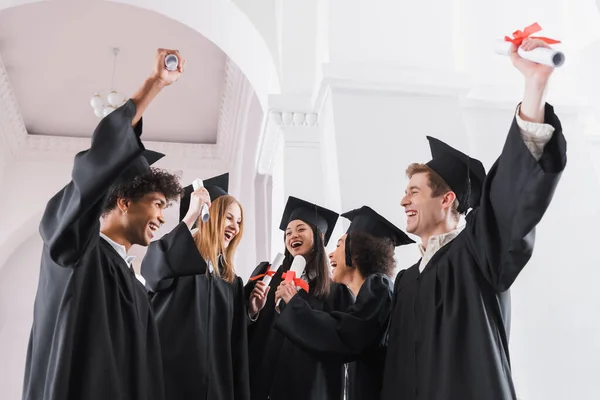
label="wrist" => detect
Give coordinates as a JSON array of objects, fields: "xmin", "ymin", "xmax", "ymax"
[
  {"xmin": 147, "ymin": 76, "xmax": 167, "ymax": 91},
  {"xmin": 524, "ymin": 77, "xmax": 548, "ymax": 94}
]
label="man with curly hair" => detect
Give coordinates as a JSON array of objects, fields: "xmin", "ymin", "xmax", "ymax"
[
  {"xmin": 23, "ymin": 49, "xmax": 185, "ymax": 400},
  {"xmin": 272, "ymin": 205, "xmax": 414, "ymax": 400}
]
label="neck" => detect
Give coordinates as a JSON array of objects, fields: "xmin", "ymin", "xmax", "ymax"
[
  {"xmin": 346, "ymin": 270, "xmax": 366, "ymax": 297},
  {"xmin": 100, "ymin": 220, "xmax": 133, "ymax": 252},
  {"xmin": 419, "ymin": 221, "xmax": 457, "ymax": 251}
]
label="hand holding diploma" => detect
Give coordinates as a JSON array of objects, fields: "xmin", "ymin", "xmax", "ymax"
[
  {"xmin": 249, "ymin": 281, "xmax": 271, "ymax": 318},
  {"xmin": 495, "ymin": 22, "xmax": 564, "ymax": 68},
  {"xmin": 274, "ymin": 281, "xmax": 298, "ymax": 308},
  {"xmin": 182, "ymin": 184, "xmax": 211, "ymax": 230}
]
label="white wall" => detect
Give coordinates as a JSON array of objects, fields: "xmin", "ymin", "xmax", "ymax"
[
  {"xmin": 0, "ymin": 233, "xmax": 42, "ymax": 400},
  {"xmin": 326, "ymin": 85, "xmax": 600, "ymax": 399}
]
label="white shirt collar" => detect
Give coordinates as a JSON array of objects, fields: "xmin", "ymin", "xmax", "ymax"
[
  {"xmin": 418, "ymin": 228, "xmax": 461, "ymax": 273},
  {"xmin": 99, "ymin": 232, "xmax": 136, "ymax": 267}
]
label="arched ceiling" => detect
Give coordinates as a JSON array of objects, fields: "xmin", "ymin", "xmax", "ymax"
[{"xmin": 0, "ymin": 0, "xmax": 227, "ymax": 143}]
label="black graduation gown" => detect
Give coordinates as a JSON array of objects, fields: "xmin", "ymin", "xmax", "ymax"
[
  {"xmin": 274, "ymin": 273, "xmax": 393, "ymax": 400},
  {"xmin": 141, "ymin": 222, "xmax": 250, "ymax": 400},
  {"xmin": 380, "ymin": 103, "xmax": 567, "ymax": 400},
  {"xmin": 245, "ymin": 262, "xmax": 355, "ymax": 400},
  {"xmin": 22, "ymin": 101, "xmax": 165, "ymax": 400}
]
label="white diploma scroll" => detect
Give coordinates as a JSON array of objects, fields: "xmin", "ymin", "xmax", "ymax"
[
  {"xmin": 263, "ymin": 253, "xmax": 285, "ymax": 286},
  {"xmin": 494, "ymin": 40, "xmax": 565, "ymax": 67},
  {"xmin": 192, "ymin": 179, "xmax": 210, "ymax": 223}
]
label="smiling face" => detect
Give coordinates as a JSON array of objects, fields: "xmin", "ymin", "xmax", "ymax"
[
  {"xmin": 329, "ymin": 234, "xmax": 350, "ymax": 284},
  {"xmin": 285, "ymin": 220, "xmax": 315, "ymax": 257},
  {"xmin": 120, "ymin": 192, "xmax": 167, "ymax": 246},
  {"xmin": 222, "ymin": 202, "xmax": 242, "ymax": 249}
]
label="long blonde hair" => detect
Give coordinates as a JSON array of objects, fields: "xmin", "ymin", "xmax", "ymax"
[{"xmin": 193, "ymin": 195, "xmax": 243, "ymax": 283}]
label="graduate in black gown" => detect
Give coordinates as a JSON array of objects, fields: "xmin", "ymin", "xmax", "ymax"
[
  {"xmin": 381, "ymin": 38, "xmax": 567, "ymax": 400},
  {"xmin": 22, "ymin": 49, "xmax": 185, "ymax": 400},
  {"xmin": 245, "ymin": 196, "xmax": 354, "ymax": 400},
  {"xmin": 141, "ymin": 173, "xmax": 250, "ymax": 400},
  {"xmin": 274, "ymin": 206, "xmax": 414, "ymax": 400}
]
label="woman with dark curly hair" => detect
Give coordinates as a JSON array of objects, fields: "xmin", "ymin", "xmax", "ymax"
[
  {"xmin": 273, "ymin": 205, "xmax": 414, "ymax": 400},
  {"xmin": 141, "ymin": 173, "xmax": 250, "ymax": 400},
  {"xmin": 23, "ymin": 48, "xmax": 185, "ymax": 400}
]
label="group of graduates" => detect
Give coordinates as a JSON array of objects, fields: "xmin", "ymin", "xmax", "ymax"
[{"xmin": 22, "ymin": 41, "xmax": 566, "ymax": 400}]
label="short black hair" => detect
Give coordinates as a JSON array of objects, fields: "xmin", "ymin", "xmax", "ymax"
[
  {"xmin": 102, "ymin": 167, "xmax": 183, "ymax": 216},
  {"xmin": 347, "ymin": 230, "xmax": 396, "ymax": 278}
]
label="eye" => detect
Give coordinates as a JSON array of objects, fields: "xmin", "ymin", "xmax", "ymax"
[{"xmin": 286, "ymin": 232, "xmax": 291, "ymax": 237}]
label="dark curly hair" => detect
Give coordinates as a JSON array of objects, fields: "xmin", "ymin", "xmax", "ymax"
[
  {"xmin": 345, "ymin": 231, "xmax": 396, "ymax": 278},
  {"xmin": 102, "ymin": 167, "xmax": 183, "ymax": 216}
]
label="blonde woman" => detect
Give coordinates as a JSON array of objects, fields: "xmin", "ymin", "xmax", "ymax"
[{"xmin": 141, "ymin": 173, "xmax": 250, "ymax": 400}]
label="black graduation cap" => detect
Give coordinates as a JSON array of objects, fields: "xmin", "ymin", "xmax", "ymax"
[
  {"xmin": 342, "ymin": 206, "xmax": 414, "ymax": 246},
  {"xmin": 179, "ymin": 173, "xmax": 229, "ymax": 222},
  {"xmin": 115, "ymin": 150, "xmax": 164, "ymax": 185},
  {"xmin": 279, "ymin": 196, "xmax": 339, "ymax": 246},
  {"xmin": 425, "ymin": 136, "xmax": 486, "ymax": 214}
]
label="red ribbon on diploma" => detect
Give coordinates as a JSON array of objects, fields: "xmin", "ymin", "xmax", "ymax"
[
  {"xmin": 281, "ymin": 271, "xmax": 309, "ymax": 293},
  {"xmin": 249, "ymin": 269, "xmax": 276, "ymax": 281},
  {"xmin": 504, "ymin": 22, "xmax": 561, "ymax": 46}
]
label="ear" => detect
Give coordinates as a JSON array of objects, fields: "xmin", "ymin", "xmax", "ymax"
[
  {"xmin": 116, "ymin": 197, "xmax": 131, "ymax": 214},
  {"xmin": 440, "ymin": 191, "xmax": 456, "ymax": 211}
]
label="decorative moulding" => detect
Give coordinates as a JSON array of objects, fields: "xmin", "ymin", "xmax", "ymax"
[
  {"xmin": 0, "ymin": 54, "xmax": 28, "ymax": 158},
  {"xmin": 1, "ymin": 56, "xmax": 254, "ymax": 173}
]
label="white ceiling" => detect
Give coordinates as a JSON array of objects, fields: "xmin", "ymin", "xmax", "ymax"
[{"xmin": 0, "ymin": 0, "xmax": 227, "ymax": 143}]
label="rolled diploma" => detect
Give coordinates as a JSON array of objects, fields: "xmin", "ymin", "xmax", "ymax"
[
  {"xmin": 192, "ymin": 179, "xmax": 210, "ymax": 222},
  {"xmin": 263, "ymin": 253, "xmax": 285, "ymax": 286},
  {"xmin": 494, "ymin": 40, "xmax": 565, "ymax": 67},
  {"xmin": 275, "ymin": 255, "xmax": 306, "ymax": 311}
]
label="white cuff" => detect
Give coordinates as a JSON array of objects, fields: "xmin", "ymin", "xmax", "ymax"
[{"xmin": 515, "ymin": 105, "xmax": 555, "ymax": 161}]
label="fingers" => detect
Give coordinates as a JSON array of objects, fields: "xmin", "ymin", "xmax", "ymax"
[
  {"xmin": 251, "ymin": 284, "xmax": 271, "ymax": 301},
  {"xmin": 519, "ymin": 38, "xmax": 551, "ymax": 52}
]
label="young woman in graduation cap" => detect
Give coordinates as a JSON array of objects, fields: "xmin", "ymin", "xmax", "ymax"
[
  {"xmin": 141, "ymin": 173, "xmax": 250, "ymax": 400},
  {"xmin": 273, "ymin": 205, "xmax": 414, "ymax": 400},
  {"xmin": 245, "ymin": 196, "xmax": 355, "ymax": 400}
]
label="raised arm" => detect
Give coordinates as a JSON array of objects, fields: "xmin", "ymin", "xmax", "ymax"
[
  {"xmin": 141, "ymin": 222, "xmax": 208, "ymax": 292},
  {"xmin": 141, "ymin": 180, "xmax": 211, "ymax": 292},
  {"xmin": 467, "ymin": 39, "xmax": 567, "ymax": 292},
  {"xmin": 274, "ymin": 275, "xmax": 393, "ymax": 363},
  {"xmin": 40, "ymin": 101, "xmax": 144, "ymax": 267},
  {"xmin": 40, "ymin": 49, "xmax": 184, "ymax": 268}
]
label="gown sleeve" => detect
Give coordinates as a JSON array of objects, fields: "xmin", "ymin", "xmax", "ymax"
[
  {"xmin": 466, "ymin": 103, "xmax": 567, "ymax": 292},
  {"xmin": 40, "ymin": 100, "xmax": 145, "ymax": 267},
  {"xmin": 274, "ymin": 274, "xmax": 393, "ymax": 363},
  {"xmin": 232, "ymin": 276, "xmax": 251, "ymax": 400},
  {"xmin": 141, "ymin": 222, "xmax": 208, "ymax": 292}
]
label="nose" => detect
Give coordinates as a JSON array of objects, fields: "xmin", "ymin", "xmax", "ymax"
[
  {"xmin": 400, "ymin": 194, "xmax": 410, "ymax": 207},
  {"xmin": 157, "ymin": 211, "xmax": 166, "ymax": 225},
  {"xmin": 328, "ymin": 251, "xmax": 333, "ymax": 261}
]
